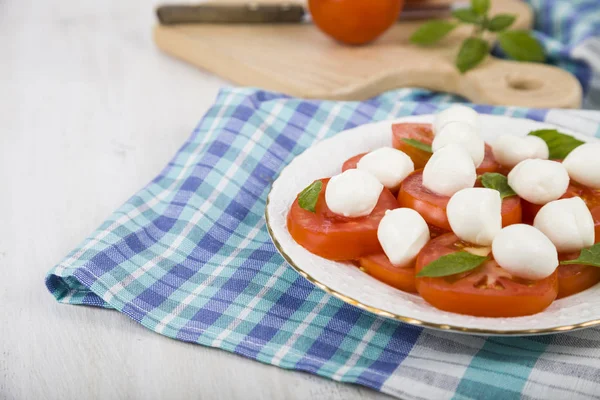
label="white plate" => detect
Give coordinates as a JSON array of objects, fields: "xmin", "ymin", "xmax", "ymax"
[{"xmin": 266, "ymin": 114, "xmax": 600, "ymax": 336}]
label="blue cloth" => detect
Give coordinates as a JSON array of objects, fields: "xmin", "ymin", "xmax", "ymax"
[{"xmin": 46, "ymin": 87, "xmax": 600, "ymax": 400}]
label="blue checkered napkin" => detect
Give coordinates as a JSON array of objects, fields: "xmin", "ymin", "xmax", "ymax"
[{"xmin": 46, "ymin": 87, "xmax": 600, "ymax": 400}]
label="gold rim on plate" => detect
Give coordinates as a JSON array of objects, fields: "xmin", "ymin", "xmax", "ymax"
[{"xmin": 265, "ymin": 196, "xmax": 600, "ymax": 336}]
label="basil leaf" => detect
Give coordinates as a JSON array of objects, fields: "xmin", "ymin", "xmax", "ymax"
[
  {"xmin": 402, "ymin": 138, "xmax": 432, "ymax": 153},
  {"xmin": 471, "ymin": 0, "xmax": 490, "ymax": 15},
  {"xmin": 560, "ymin": 244, "xmax": 600, "ymax": 268},
  {"xmin": 417, "ymin": 251, "xmax": 488, "ymax": 278},
  {"xmin": 452, "ymin": 8, "xmax": 481, "ymax": 24},
  {"xmin": 479, "ymin": 173, "xmax": 517, "ymax": 199},
  {"xmin": 498, "ymin": 30, "xmax": 545, "ymax": 62},
  {"xmin": 298, "ymin": 180, "xmax": 322, "ymax": 213},
  {"xmin": 486, "ymin": 14, "xmax": 516, "ymax": 32},
  {"xmin": 410, "ymin": 21, "xmax": 457, "ymax": 45},
  {"xmin": 528, "ymin": 129, "xmax": 584, "ymax": 159},
  {"xmin": 456, "ymin": 37, "xmax": 489, "ymax": 73}
]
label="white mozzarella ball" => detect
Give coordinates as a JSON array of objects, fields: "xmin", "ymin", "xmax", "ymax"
[
  {"xmin": 562, "ymin": 143, "xmax": 600, "ymax": 189},
  {"xmin": 491, "ymin": 135, "xmax": 549, "ymax": 168},
  {"xmin": 447, "ymin": 188, "xmax": 502, "ymax": 246},
  {"xmin": 533, "ymin": 197, "xmax": 595, "ymax": 253},
  {"xmin": 507, "ymin": 159, "xmax": 570, "ymax": 205},
  {"xmin": 356, "ymin": 147, "xmax": 414, "ymax": 190},
  {"xmin": 433, "ymin": 104, "xmax": 478, "ymax": 135},
  {"xmin": 492, "ymin": 224, "xmax": 558, "ymax": 280},
  {"xmin": 422, "ymin": 143, "xmax": 477, "ymax": 197},
  {"xmin": 325, "ymin": 169, "xmax": 383, "ymax": 218},
  {"xmin": 377, "ymin": 208, "xmax": 430, "ymax": 267},
  {"xmin": 432, "ymin": 121, "xmax": 485, "ymax": 167}
]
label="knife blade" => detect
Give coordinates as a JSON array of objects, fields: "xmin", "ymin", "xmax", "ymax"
[{"xmin": 156, "ymin": 2, "xmax": 457, "ymax": 25}]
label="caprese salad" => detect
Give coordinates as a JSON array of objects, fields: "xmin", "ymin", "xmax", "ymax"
[{"xmin": 287, "ymin": 105, "xmax": 600, "ymax": 318}]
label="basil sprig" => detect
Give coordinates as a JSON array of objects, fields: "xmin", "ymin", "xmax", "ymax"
[
  {"xmin": 410, "ymin": 0, "xmax": 545, "ymax": 73},
  {"xmin": 417, "ymin": 251, "xmax": 488, "ymax": 278},
  {"xmin": 561, "ymin": 244, "xmax": 600, "ymax": 268},
  {"xmin": 298, "ymin": 180, "xmax": 322, "ymax": 213},
  {"xmin": 528, "ymin": 129, "xmax": 584, "ymax": 159},
  {"xmin": 402, "ymin": 138, "xmax": 432, "ymax": 153},
  {"xmin": 479, "ymin": 173, "xmax": 517, "ymax": 199}
]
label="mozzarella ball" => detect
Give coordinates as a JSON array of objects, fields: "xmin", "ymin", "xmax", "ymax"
[
  {"xmin": 533, "ymin": 197, "xmax": 595, "ymax": 253},
  {"xmin": 491, "ymin": 135, "xmax": 549, "ymax": 168},
  {"xmin": 357, "ymin": 147, "xmax": 414, "ymax": 190},
  {"xmin": 563, "ymin": 143, "xmax": 600, "ymax": 189},
  {"xmin": 447, "ymin": 188, "xmax": 502, "ymax": 246},
  {"xmin": 432, "ymin": 121, "xmax": 485, "ymax": 167},
  {"xmin": 492, "ymin": 224, "xmax": 558, "ymax": 280},
  {"xmin": 422, "ymin": 143, "xmax": 477, "ymax": 197},
  {"xmin": 325, "ymin": 169, "xmax": 383, "ymax": 218},
  {"xmin": 433, "ymin": 104, "xmax": 479, "ymax": 136},
  {"xmin": 377, "ymin": 208, "xmax": 430, "ymax": 267},
  {"xmin": 507, "ymin": 159, "xmax": 570, "ymax": 205}
]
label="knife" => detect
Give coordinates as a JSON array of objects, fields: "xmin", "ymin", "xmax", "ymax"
[{"xmin": 156, "ymin": 2, "xmax": 458, "ymax": 25}]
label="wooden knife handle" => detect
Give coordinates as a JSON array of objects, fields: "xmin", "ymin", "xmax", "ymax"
[{"xmin": 156, "ymin": 3, "xmax": 306, "ymax": 25}]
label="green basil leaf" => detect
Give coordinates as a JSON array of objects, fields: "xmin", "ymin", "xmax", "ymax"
[
  {"xmin": 456, "ymin": 37, "xmax": 489, "ymax": 73},
  {"xmin": 452, "ymin": 8, "xmax": 481, "ymax": 24},
  {"xmin": 410, "ymin": 21, "xmax": 458, "ymax": 45},
  {"xmin": 486, "ymin": 14, "xmax": 516, "ymax": 32},
  {"xmin": 417, "ymin": 251, "xmax": 488, "ymax": 278},
  {"xmin": 479, "ymin": 173, "xmax": 517, "ymax": 199},
  {"xmin": 560, "ymin": 244, "xmax": 600, "ymax": 268},
  {"xmin": 528, "ymin": 129, "xmax": 584, "ymax": 159},
  {"xmin": 402, "ymin": 138, "xmax": 432, "ymax": 153},
  {"xmin": 471, "ymin": 0, "xmax": 490, "ymax": 15},
  {"xmin": 298, "ymin": 180, "xmax": 322, "ymax": 213},
  {"xmin": 498, "ymin": 30, "xmax": 545, "ymax": 62}
]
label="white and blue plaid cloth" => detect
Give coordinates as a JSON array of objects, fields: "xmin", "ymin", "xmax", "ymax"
[
  {"xmin": 46, "ymin": 1, "xmax": 600, "ymax": 399},
  {"xmin": 46, "ymin": 87, "xmax": 600, "ymax": 399}
]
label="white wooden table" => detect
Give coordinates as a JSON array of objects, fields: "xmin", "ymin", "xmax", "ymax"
[{"xmin": 0, "ymin": 1, "xmax": 391, "ymax": 398}]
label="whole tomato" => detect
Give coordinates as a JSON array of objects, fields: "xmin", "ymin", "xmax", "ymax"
[{"xmin": 308, "ymin": 0, "xmax": 405, "ymax": 45}]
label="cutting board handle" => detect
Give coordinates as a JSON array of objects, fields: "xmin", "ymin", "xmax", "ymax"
[
  {"xmin": 317, "ymin": 55, "xmax": 582, "ymax": 108},
  {"xmin": 459, "ymin": 58, "xmax": 582, "ymax": 109}
]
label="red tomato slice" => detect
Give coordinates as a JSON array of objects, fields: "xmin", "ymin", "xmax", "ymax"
[
  {"xmin": 391, "ymin": 123, "xmax": 433, "ymax": 170},
  {"xmin": 391, "ymin": 123, "xmax": 500, "ymax": 174},
  {"xmin": 287, "ymin": 178, "xmax": 399, "ymax": 260},
  {"xmin": 522, "ymin": 181, "xmax": 600, "ymax": 228},
  {"xmin": 557, "ymin": 251, "xmax": 600, "ymax": 298},
  {"xmin": 358, "ymin": 253, "xmax": 417, "ymax": 293},
  {"xmin": 478, "ymin": 144, "xmax": 502, "ymax": 175},
  {"xmin": 415, "ymin": 233, "xmax": 558, "ymax": 317},
  {"xmin": 341, "ymin": 153, "xmax": 366, "ymax": 172},
  {"xmin": 398, "ymin": 170, "xmax": 522, "ymax": 231}
]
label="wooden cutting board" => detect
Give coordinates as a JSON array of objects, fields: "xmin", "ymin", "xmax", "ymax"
[{"xmin": 154, "ymin": 0, "xmax": 582, "ymax": 108}]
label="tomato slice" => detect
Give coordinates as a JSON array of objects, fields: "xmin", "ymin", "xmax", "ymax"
[
  {"xmin": 522, "ymin": 181, "xmax": 600, "ymax": 228},
  {"xmin": 341, "ymin": 152, "xmax": 366, "ymax": 172},
  {"xmin": 477, "ymin": 144, "xmax": 502, "ymax": 175},
  {"xmin": 415, "ymin": 233, "xmax": 558, "ymax": 317},
  {"xmin": 391, "ymin": 123, "xmax": 500, "ymax": 174},
  {"xmin": 358, "ymin": 253, "xmax": 417, "ymax": 293},
  {"xmin": 391, "ymin": 123, "xmax": 433, "ymax": 170},
  {"xmin": 557, "ymin": 251, "xmax": 600, "ymax": 298},
  {"xmin": 287, "ymin": 178, "xmax": 399, "ymax": 260},
  {"xmin": 398, "ymin": 170, "xmax": 522, "ymax": 230}
]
